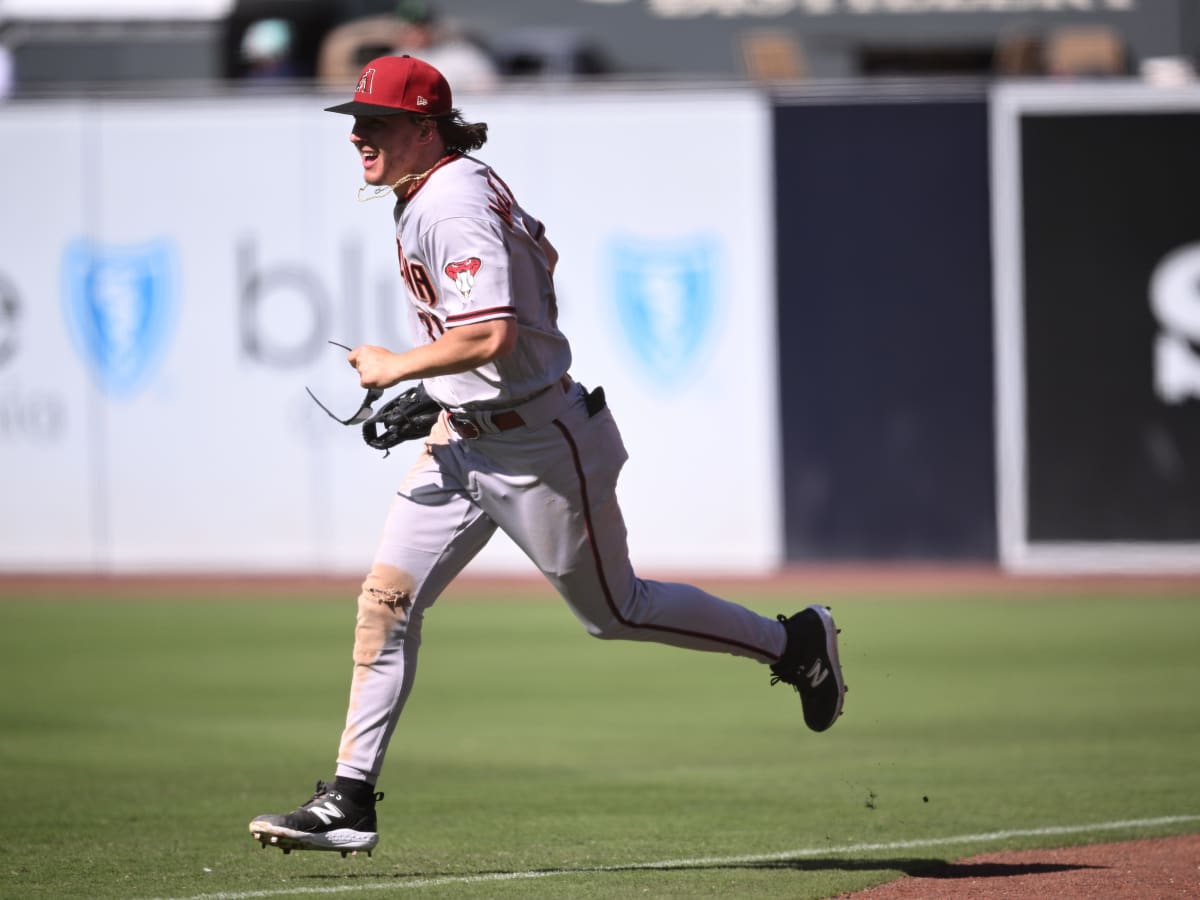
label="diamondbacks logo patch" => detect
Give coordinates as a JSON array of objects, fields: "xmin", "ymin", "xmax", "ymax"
[
  {"xmin": 445, "ymin": 257, "xmax": 482, "ymax": 300},
  {"xmin": 356, "ymin": 69, "xmax": 374, "ymax": 94}
]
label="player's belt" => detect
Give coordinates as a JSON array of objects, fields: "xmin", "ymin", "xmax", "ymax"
[
  {"xmin": 447, "ymin": 410, "xmax": 521, "ymax": 439},
  {"xmin": 447, "ymin": 375, "xmax": 573, "ymax": 439}
]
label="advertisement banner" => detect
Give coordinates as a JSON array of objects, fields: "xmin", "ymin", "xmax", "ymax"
[
  {"xmin": 0, "ymin": 89, "xmax": 778, "ymax": 575},
  {"xmin": 774, "ymin": 92, "xmax": 996, "ymax": 561},
  {"xmin": 991, "ymin": 83, "xmax": 1200, "ymax": 572}
]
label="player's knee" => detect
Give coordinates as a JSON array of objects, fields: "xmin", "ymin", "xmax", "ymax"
[
  {"xmin": 571, "ymin": 581, "xmax": 642, "ymax": 641},
  {"xmin": 352, "ymin": 566, "xmax": 415, "ymax": 665}
]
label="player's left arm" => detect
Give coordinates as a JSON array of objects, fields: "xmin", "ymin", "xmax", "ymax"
[{"xmin": 348, "ymin": 318, "xmax": 516, "ymax": 389}]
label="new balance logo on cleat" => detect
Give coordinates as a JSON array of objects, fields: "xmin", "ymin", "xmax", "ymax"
[
  {"xmin": 309, "ymin": 801, "xmax": 345, "ymax": 826},
  {"xmin": 804, "ymin": 660, "xmax": 829, "ymax": 688},
  {"xmin": 770, "ymin": 605, "xmax": 847, "ymax": 732},
  {"xmin": 248, "ymin": 780, "xmax": 383, "ymax": 856}
]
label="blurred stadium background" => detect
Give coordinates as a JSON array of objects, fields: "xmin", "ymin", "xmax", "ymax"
[{"xmin": 2, "ymin": 0, "xmax": 1199, "ymax": 580}]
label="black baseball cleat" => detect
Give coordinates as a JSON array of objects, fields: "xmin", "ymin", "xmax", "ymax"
[
  {"xmin": 249, "ymin": 780, "xmax": 383, "ymax": 856},
  {"xmin": 769, "ymin": 605, "xmax": 846, "ymax": 732}
]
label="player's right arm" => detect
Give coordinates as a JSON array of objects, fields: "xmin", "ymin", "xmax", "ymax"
[{"xmin": 348, "ymin": 318, "xmax": 517, "ymax": 389}]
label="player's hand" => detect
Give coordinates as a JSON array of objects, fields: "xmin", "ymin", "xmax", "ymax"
[{"xmin": 348, "ymin": 345, "xmax": 405, "ymax": 390}]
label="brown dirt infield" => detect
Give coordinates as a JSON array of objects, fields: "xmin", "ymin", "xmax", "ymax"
[{"xmin": 841, "ymin": 833, "xmax": 1200, "ymax": 899}]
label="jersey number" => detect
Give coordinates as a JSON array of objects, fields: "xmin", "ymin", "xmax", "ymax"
[
  {"xmin": 400, "ymin": 254, "xmax": 437, "ymax": 306},
  {"xmin": 396, "ymin": 240, "xmax": 443, "ymax": 341}
]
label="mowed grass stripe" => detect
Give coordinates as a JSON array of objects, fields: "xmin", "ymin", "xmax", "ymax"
[
  {"xmin": 0, "ymin": 592, "xmax": 1197, "ymax": 899},
  {"xmin": 146, "ymin": 814, "xmax": 1200, "ymax": 900}
]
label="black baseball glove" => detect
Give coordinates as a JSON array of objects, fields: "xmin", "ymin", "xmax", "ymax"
[{"xmin": 362, "ymin": 383, "xmax": 442, "ymax": 454}]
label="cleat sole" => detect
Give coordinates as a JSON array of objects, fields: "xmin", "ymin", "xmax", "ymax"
[{"xmin": 248, "ymin": 822, "xmax": 379, "ymax": 855}]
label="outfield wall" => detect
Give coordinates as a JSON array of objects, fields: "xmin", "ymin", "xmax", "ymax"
[
  {"xmin": 0, "ymin": 88, "xmax": 780, "ymax": 575},
  {"xmin": 991, "ymin": 83, "xmax": 1200, "ymax": 573},
  {"xmin": 767, "ymin": 79, "xmax": 1200, "ymax": 573},
  {"xmin": 2, "ymin": 81, "xmax": 1199, "ymax": 576},
  {"xmin": 773, "ymin": 84, "xmax": 996, "ymax": 562}
]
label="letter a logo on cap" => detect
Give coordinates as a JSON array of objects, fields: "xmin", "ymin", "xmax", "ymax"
[{"xmin": 325, "ymin": 55, "xmax": 452, "ymax": 117}]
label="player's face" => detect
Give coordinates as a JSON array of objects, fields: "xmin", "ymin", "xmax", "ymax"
[{"xmin": 349, "ymin": 115, "xmax": 427, "ymax": 186}]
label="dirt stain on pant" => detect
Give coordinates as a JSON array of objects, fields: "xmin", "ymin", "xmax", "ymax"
[{"xmin": 352, "ymin": 565, "xmax": 414, "ymax": 666}]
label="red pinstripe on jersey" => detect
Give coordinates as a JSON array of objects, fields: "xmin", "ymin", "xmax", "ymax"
[
  {"xmin": 551, "ymin": 418, "xmax": 776, "ymax": 659},
  {"xmin": 445, "ymin": 305, "xmax": 516, "ymax": 326}
]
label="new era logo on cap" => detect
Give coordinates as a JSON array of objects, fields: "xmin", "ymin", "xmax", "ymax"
[{"xmin": 325, "ymin": 55, "xmax": 451, "ymax": 117}]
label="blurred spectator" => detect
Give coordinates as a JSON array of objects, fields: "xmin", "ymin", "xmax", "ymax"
[
  {"xmin": 240, "ymin": 18, "xmax": 300, "ymax": 80},
  {"xmin": 0, "ymin": 22, "xmax": 14, "ymax": 100},
  {"xmin": 1141, "ymin": 55, "xmax": 1198, "ymax": 87},
  {"xmin": 1044, "ymin": 25, "xmax": 1130, "ymax": 78},
  {"xmin": 741, "ymin": 29, "xmax": 807, "ymax": 82},
  {"xmin": 224, "ymin": 1, "xmax": 337, "ymax": 80},
  {"xmin": 489, "ymin": 27, "xmax": 611, "ymax": 79},
  {"xmin": 392, "ymin": 1, "xmax": 498, "ymax": 90},
  {"xmin": 318, "ymin": 1, "xmax": 498, "ymax": 91},
  {"xmin": 993, "ymin": 29, "xmax": 1045, "ymax": 77},
  {"xmin": 317, "ymin": 13, "xmax": 405, "ymax": 84}
]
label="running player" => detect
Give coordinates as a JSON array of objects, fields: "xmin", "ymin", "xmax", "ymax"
[{"xmin": 248, "ymin": 54, "xmax": 845, "ymax": 856}]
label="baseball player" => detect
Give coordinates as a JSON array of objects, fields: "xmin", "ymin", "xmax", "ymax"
[{"xmin": 248, "ymin": 54, "xmax": 846, "ymax": 857}]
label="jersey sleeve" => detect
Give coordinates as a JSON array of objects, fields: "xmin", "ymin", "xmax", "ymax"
[{"xmin": 422, "ymin": 216, "xmax": 516, "ymax": 327}]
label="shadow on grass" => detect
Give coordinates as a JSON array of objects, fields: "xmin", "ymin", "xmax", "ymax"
[
  {"xmin": 728, "ymin": 858, "xmax": 1105, "ymax": 878},
  {"xmin": 298, "ymin": 856, "xmax": 1104, "ymax": 881}
]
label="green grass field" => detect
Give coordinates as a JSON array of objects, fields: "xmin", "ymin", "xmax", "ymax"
[{"xmin": 1, "ymin": 583, "xmax": 1198, "ymax": 899}]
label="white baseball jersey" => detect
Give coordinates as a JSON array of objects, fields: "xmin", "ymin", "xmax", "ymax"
[{"xmin": 392, "ymin": 154, "xmax": 571, "ymax": 410}]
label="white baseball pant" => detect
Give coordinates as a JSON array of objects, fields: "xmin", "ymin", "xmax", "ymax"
[{"xmin": 335, "ymin": 383, "xmax": 786, "ymax": 783}]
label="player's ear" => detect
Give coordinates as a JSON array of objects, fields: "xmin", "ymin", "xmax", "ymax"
[{"xmin": 412, "ymin": 115, "xmax": 435, "ymax": 143}]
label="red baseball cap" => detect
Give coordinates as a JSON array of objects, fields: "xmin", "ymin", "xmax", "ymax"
[{"xmin": 324, "ymin": 55, "xmax": 452, "ymax": 117}]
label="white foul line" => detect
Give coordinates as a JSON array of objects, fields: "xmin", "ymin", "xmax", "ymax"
[{"xmin": 149, "ymin": 814, "xmax": 1200, "ymax": 900}]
